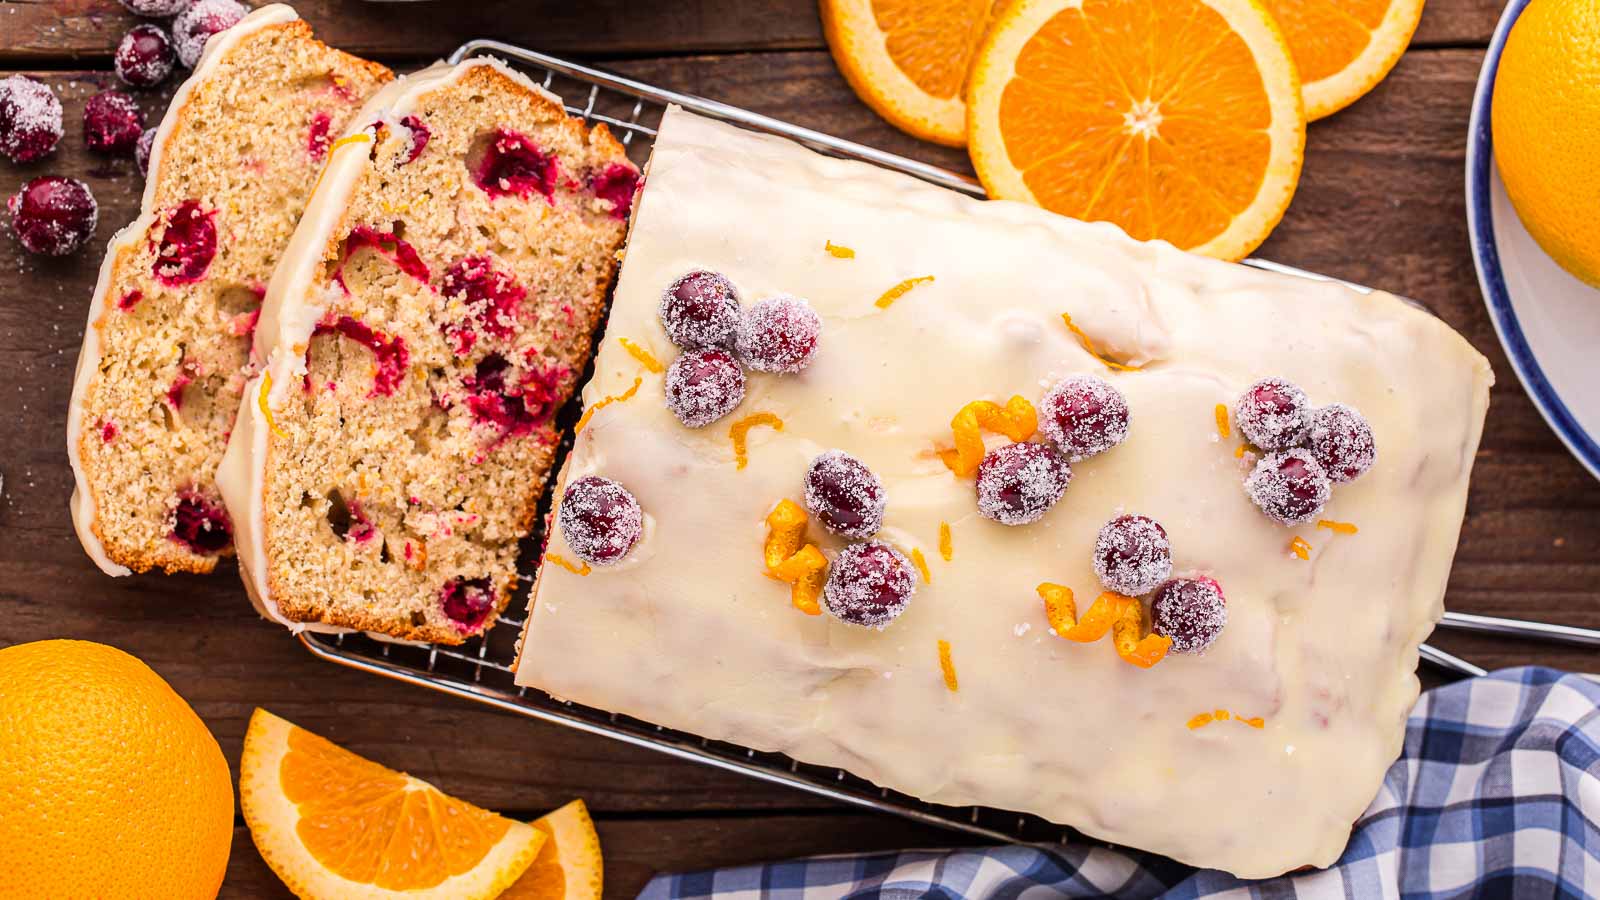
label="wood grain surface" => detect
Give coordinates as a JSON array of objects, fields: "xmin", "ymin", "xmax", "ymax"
[{"xmin": 1, "ymin": 1, "xmax": 1596, "ymax": 897}]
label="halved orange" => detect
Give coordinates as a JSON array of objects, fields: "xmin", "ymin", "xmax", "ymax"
[
  {"xmin": 500, "ymin": 800, "xmax": 604, "ymax": 900},
  {"xmin": 240, "ymin": 709, "xmax": 544, "ymax": 899},
  {"xmin": 821, "ymin": 0, "xmax": 1001, "ymax": 146},
  {"xmin": 1262, "ymin": 0, "xmax": 1425, "ymax": 120},
  {"xmin": 966, "ymin": 0, "xmax": 1306, "ymax": 261}
]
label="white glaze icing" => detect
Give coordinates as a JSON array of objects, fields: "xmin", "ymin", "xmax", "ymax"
[{"xmin": 513, "ymin": 107, "xmax": 1494, "ymax": 877}]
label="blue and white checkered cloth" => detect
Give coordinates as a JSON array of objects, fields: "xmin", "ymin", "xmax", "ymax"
[{"xmin": 641, "ymin": 667, "xmax": 1600, "ymax": 899}]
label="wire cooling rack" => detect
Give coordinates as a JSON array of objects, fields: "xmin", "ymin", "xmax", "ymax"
[{"xmin": 299, "ymin": 40, "xmax": 1487, "ymax": 846}]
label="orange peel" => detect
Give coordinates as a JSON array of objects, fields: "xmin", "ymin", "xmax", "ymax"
[
  {"xmin": 938, "ymin": 522, "xmax": 953, "ymax": 561},
  {"xmin": 1188, "ymin": 709, "xmax": 1266, "ymax": 730},
  {"xmin": 770, "ymin": 544, "xmax": 827, "ymax": 582},
  {"xmin": 825, "ymin": 240, "xmax": 855, "ymax": 259},
  {"xmin": 1289, "ymin": 536, "xmax": 1311, "ymax": 560},
  {"xmin": 1038, "ymin": 584, "xmax": 1121, "ymax": 643},
  {"xmin": 762, "ymin": 500, "xmax": 830, "ymax": 615},
  {"xmin": 617, "ymin": 337, "xmax": 663, "ymax": 374},
  {"xmin": 937, "ymin": 639, "xmax": 958, "ymax": 692},
  {"xmin": 941, "ymin": 396, "xmax": 1038, "ymax": 476},
  {"xmin": 763, "ymin": 500, "xmax": 809, "ymax": 575},
  {"xmin": 730, "ymin": 412, "xmax": 784, "ymax": 471},
  {"xmin": 1215, "ymin": 403, "xmax": 1231, "ymax": 440},
  {"xmin": 1317, "ymin": 519, "xmax": 1358, "ymax": 535},
  {"xmin": 1110, "ymin": 595, "xmax": 1172, "ymax": 668},
  {"xmin": 1061, "ymin": 313, "xmax": 1141, "ymax": 372},
  {"xmin": 910, "ymin": 547, "xmax": 931, "ymax": 584},
  {"xmin": 546, "ymin": 553, "xmax": 591, "ymax": 577},
  {"xmin": 790, "ymin": 565, "xmax": 825, "ymax": 616},
  {"xmin": 574, "ymin": 376, "xmax": 642, "ymax": 433},
  {"xmin": 875, "ymin": 275, "xmax": 935, "ymax": 309},
  {"xmin": 259, "ymin": 373, "xmax": 287, "ymax": 438}
]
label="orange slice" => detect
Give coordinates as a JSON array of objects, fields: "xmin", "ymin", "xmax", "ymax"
[
  {"xmin": 966, "ymin": 0, "xmax": 1306, "ymax": 261},
  {"xmin": 821, "ymin": 0, "xmax": 1002, "ymax": 146},
  {"xmin": 240, "ymin": 709, "xmax": 543, "ymax": 899},
  {"xmin": 1262, "ymin": 0, "xmax": 1424, "ymax": 120},
  {"xmin": 500, "ymin": 800, "xmax": 604, "ymax": 900}
]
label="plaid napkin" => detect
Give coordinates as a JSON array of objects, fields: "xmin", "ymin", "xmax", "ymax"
[{"xmin": 641, "ymin": 667, "xmax": 1600, "ymax": 899}]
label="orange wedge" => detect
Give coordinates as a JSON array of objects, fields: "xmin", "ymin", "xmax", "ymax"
[
  {"xmin": 500, "ymin": 800, "xmax": 604, "ymax": 900},
  {"xmin": 821, "ymin": 0, "xmax": 1002, "ymax": 146},
  {"xmin": 239, "ymin": 709, "xmax": 543, "ymax": 899},
  {"xmin": 1261, "ymin": 0, "xmax": 1425, "ymax": 120},
  {"xmin": 966, "ymin": 0, "xmax": 1306, "ymax": 261}
]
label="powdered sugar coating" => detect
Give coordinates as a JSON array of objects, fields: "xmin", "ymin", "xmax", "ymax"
[
  {"xmin": 736, "ymin": 295, "xmax": 821, "ymax": 374},
  {"xmin": 659, "ymin": 270, "xmax": 740, "ymax": 349},
  {"xmin": 115, "ymin": 24, "xmax": 176, "ymax": 89},
  {"xmin": 976, "ymin": 442, "xmax": 1072, "ymax": 526},
  {"xmin": 83, "ymin": 90, "xmax": 144, "ymax": 155},
  {"xmin": 1151, "ymin": 576, "xmax": 1227, "ymax": 653},
  {"xmin": 665, "ymin": 347, "xmax": 746, "ymax": 427},
  {"xmin": 135, "ymin": 128, "xmax": 155, "ymax": 176},
  {"xmin": 1093, "ymin": 514, "xmax": 1173, "ymax": 596},
  {"xmin": 7, "ymin": 176, "xmax": 97, "ymax": 256},
  {"xmin": 1235, "ymin": 378, "xmax": 1312, "ymax": 450},
  {"xmin": 1245, "ymin": 448, "xmax": 1332, "ymax": 525},
  {"xmin": 172, "ymin": 0, "xmax": 247, "ymax": 68},
  {"xmin": 823, "ymin": 540, "xmax": 916, "ymax": 628},
  {"xmin": 119, "ymin": 0, "xmax": 190, "ymax": 16},
  {"xmin": 1039, "ymin": 375, "xmax": 1130, "ymax": 461},
  {"xmin": 0, "ymin": 76, "xmax": 62, "ymax": 163},
  {"xmin": 1309, "ymin": 403, "xmax": 1376, "ymax": 483},
  {"xmin": 804, "ymin": 449, "xmax": 886, "ymax": 538},
  {"xmin": 558, "ymin": 475, "xmax": 643, "ymax": 565}
]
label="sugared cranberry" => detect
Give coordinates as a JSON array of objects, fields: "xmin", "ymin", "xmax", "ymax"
[
  {"xmin": 151, "ymin": 200, "xmax": 217, "ymax": 284},
  {"xmin": 1309, "ymin": 403, "xmax": 1376, "ymax": 483},
  {"xmin": 473, "ymin": 128, "xmax": 558, "ymax": 200},
  {"xmin": 306, "ymin": 111, "xmax": 332, "ymax": 162},
  {"xmin": 804, "ymin": 450, "xmax": 886, "ymax": 538},
  {"xmin": 172, "ymin": 0, "xmax": 247, "ymax": 68},
  {"xmin": 1235, "ymin": 378, "xmax": 1311, "ymax": 450},
  {"xmin": 1040, "ymin": 375, "xmax": 1130, "ymax": 461},
  {"xmin": 399, "ymin": 115, "xmax": 430, "ymax": 165},
  {"xmin": 823, "ymin": 540, "xmax": 916, "ymax": 628},
  {"xmin": 170, "ymin": 491, "xmax": 232, "ymax": 554},
  {"xmin": 1151, "ymin": 576, "xmax": 1227, "ymax": 654},
  {"xmin": 665, "ymin": 347, "xmax": 746, "ymax": 428},
  {"xmin": 83, "ymin": 90, "xmax": 143, "ymax": 156},
  {"xmin": 7, "ymin": 176, "xmax": 97, "ymax": 256},
  {"xmin": 1093, "ymin": 514, "xmax": 1173, "ymax": 596},
  {"xmin": 736, "ymin": 295, "xmax": 821, "ymax": 374},
  {"xmin": 1245, "ymin": 448, "xmax": 1332, "ymax": 525},
  {"xmin": 135, "ymin": 128, "xmax": 155, "ymax": 176},
  {"xmin": 558, "ymin": 475, "xmax": 643, "ymax": 565},
  {"xmin": 119, "ymin": 0, "xmax": 189, "ymax": 16},
  {"xmin": 0, "ymin": 75, "xmax": 63, "ymax": 163},
  {"xmin": 659, "ymin": 270, "xmax": 740, "ymax": 349},
  {"xmin": 590, "ymin": 162, "xmax": 639, "ymax": 219},
  {"xmin": 441, "ymin": 577, "xmax": 496, "ymax": 631},
  {"xmin": 975, "ymin": 442, "xmax": 1071, "ymax": 526},
  {"xmin": 441, "ymin": 255, "xmax": 527, "ymax": 350},
  {"xmin": 115, "ymin": 25, "xmax": 176, "ymax": 89}
]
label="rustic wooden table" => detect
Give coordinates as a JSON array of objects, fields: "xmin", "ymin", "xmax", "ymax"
[{"xmin": 2, "ymin": 1, "xmax": 1597, "ymax": 896}]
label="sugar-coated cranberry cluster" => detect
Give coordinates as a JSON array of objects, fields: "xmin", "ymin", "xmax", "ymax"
[
  {"xmin": 1091, "ymin": 514, "xmax": 1227, "ymax": 655},
  {"xmin": 1234, "ymin": 378, "xmax": 1377, "ymax": 525},
  {"xmin": 657, "ymin": 270, "xmax": 822, "ymax": 428},
  {"xmin": 801, "ymin": 451, "xmax": 918, "ymax": 629}
]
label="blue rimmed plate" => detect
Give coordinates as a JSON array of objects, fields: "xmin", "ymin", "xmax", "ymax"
[{"xmin": 1467, "ymin": 0, "xmax": 1600, "ymax": 481}]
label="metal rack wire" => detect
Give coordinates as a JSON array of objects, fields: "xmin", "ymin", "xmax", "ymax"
[{"xmin": 300, "ymin": 41, "xmax": 1484, "ymax": 846}]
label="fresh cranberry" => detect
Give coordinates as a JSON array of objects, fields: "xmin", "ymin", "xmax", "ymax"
[
  {"xmin": 1309, "ymin": 403, "xmax": 1376, "ymax": 483},
  {"xmin": 313, "ymin": 316, "xmax": 410, "ymax": 397},
  {"xmin": 1040, "ymin": 375, "xmax": 1130, "ymax": 461},
  {"xmin": 659, "ymin": 270, "xmax": 740, "ymax": 349},
  {"xmin": 1245, "ymin": 448, "xmax": 1332, "ymax": 525},
  {"xmin": 441, "ymin": 255, "xmax": 527, "ymax": 351},
  {"xmin": 462, "ymin": 353, "xmax": 560, "ymax": 439},
  {"xmin": 440, "ymin": 577, "xmax": 497, "ymax": 631},
  {"xmin": 1093, "ymin": 514, "xmax": 1173, "ymax": 596},
  {"xmin": 7, "ymin": 176, "xmax": 97, "ymax": 256},
  {"xmin": 823, "ymin": 540, "xmax": 916, "ymax": 628},
  {"xmin": 118, "ymin": 290, "xmax": 144, "ymax": 311},
  {"xmin": 665, "ymin": 347, "xmax": 746, "ymax": 428},
  {"xmin": 135, "ymin": 128, "xmax": 155, "ymax": 177},
  {"xmin": 399, "ymin": 115, "xmax": 430, "ymax": 165},
  {"xmin": 306, "ymin": 111, "xmax": 332, "ymax": 162},
  {"xmin": 975, "ymin": 442, "xmax": 1071, "ymax": 526},
  {"xmin": 165, "ymin": 364, "xmax": 194, "ymax": 409},
  {"xmin": 804, "ymin": 450, "xmax": 886, "ymax": 538},
  {"xmin": 558, "ymin": 475, "xmax": 643, "ymax": 565},
  {"xmin": 83, "ymin": 90, "xmax": 144, "ymax": 156},
  {"xmin": 0, "ymin": 75, "xmax": 63, "ymax": 163},
  {"xmin": 335, "ymin": 225, "xmax": 430, "ymax": 288},
  {"xmin": 170, "ymin": 491, "xmax": 232, "ymax": 554},
  {"xmin": 115, "ymin": 25, "xmax": 176, "ymax": 89},
  {"xmin": 151, "ymin": 200, "xmax": 217, "ymax": 284},
  {"xmin": 473, "ymin": 128, "xmax": 558, "ymax": 200},
  {"xmin": 119, "ymin": 0, "xmax": 189, "ymax": 16},
  {"xmin": 1151, "ymin": 577, "xmax": 1227, "ymax": 654},
  {"xmin": 736, "ymin": 295, "xmax": 821, "ymax": 374},
  {"xmin": 590, "ymin": 162, "xmax": 639, "ymax": 219},
  {"xmin": 101, "ymin": 421, "xmax": 119, "ymax": 442},
  {"xmin": 1235, "ymin": 378, "xmax": 1312, "ymax": 450},
  {"xmin": 172, "ymin": 0, "xmax": 247, "ymax": 68}
]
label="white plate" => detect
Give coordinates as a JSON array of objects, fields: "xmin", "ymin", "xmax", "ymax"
[{"xmin": 1466, "ymin": 0, "xmax": 1600, "ymax": 482}]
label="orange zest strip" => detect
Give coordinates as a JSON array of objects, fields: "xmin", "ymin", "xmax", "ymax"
[
  {"xmin": 308, "ymin": 132, "xmax": 373, "ymax": 197},
  {"xmin": 1215, "ymin": 403, "xmax": 1231, "ymax": 440},
  {"xmin": 1061, "ymin": 313, "xmax": 1142, "ymax": 372},
  {"xmin": 941, "ymin": 396, "xmax": 1038, "ymax": 476},
  {"xmin": 875, "ymin": 275, "xmax": 935, "ymax": 309},
  {"xmin": 790, "ymin": 565, "xmax": 825, "ymax": 616},
  {"xmin": 1188, "ymin": 709, "xmax": 1265, "ymax": 730},
  {"xmin": 546, "ymin": 553, "xmax": 591, "ymax": 576},
  {"xmin": 1289, "ymin": 536, "xmax": 1311, "ymax": 560},
  {"xmin": 771, "ymin": 544, "xmax": 826, "ymax": 582},
  {"xmin": 1038, "ymin": 584, "xmax": 1121, "ymax": 643},
  {"xmin": 938, "ymin": 522, "xmax": 953, "ymax": 561},
  {"xmin": 1187, "ymin": 713, "xmax": 1215, "ymax": 730},
  {"xmin": 825, "ymin": 240, "xmax": 856, "ymax": 259},
  {"xmin": 1317, "ymin": 519, "xmax": 1359, "ymax": 535},
  {"xmin": 1111, "ymin": 595, "xmax": 1172, "ymax": 668},
  {"xmin": 1240, "ymin": 717, "xmax": 1265, "ymax": 729},
  {"xmin": 937, "ymin": 639, "xmax": 958, "ymax": 692},
  {"xmin": 730, "ymin": 412, "xmax": 784, "ymax": 471},
  {"xmin": 1214, "ymin": 709, "xmax": 1231, "ymax": 721},
  {"xmin": 617, "ymin": 337, "xmax": 664, "ymax": 374},
  {"xmin": 1235, "ymin": 444, "xmax": 1248, "ymax": 459},
  {"xmin": 259, "ymin": 373, "xmax": 288, "ymax": 438},
  {"xmin": 763, "ymin": 499, "xmax": 809, "ymax": 575},
  {"xmin": 911, "ymin": 547, "xmax": 931, "ymax": 584},
  {"xmin": 574, "ymin": 376, "xmax": 643, "ymax": 433}
]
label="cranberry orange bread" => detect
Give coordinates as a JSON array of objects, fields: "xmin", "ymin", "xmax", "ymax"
[
  {"xmin": 217, "ymin": 58, "xmax": 637, "ymax": 643},
  {"xmin": 67, "ymin": 4, "xmax": 391, "ymax": 576}
]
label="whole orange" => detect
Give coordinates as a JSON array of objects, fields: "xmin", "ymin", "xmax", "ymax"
[{"xmin": 0, "ymin": 640, "xmax": 234, "ymax": 899}]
